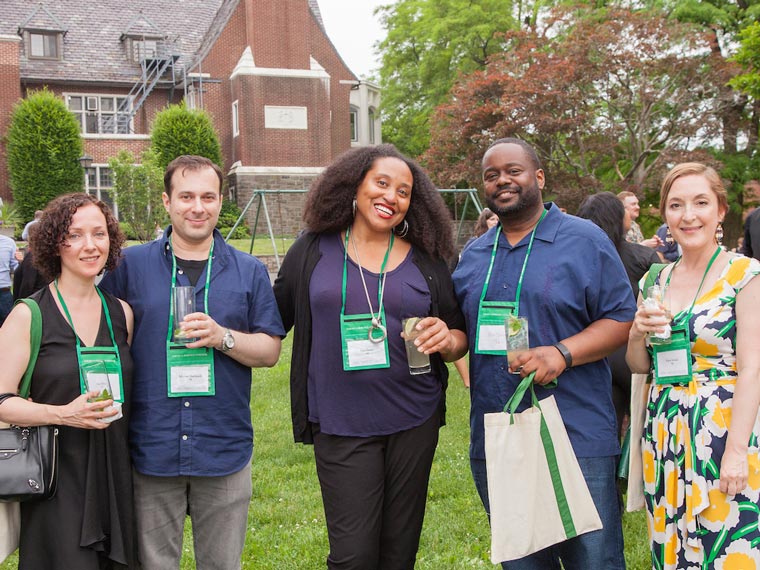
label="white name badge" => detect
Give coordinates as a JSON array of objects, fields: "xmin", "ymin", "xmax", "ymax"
[
  {"xmin": 347, "ymin": 339, "xmax": 389, "ymax": 368},
  {"xmin": 84, "ymin": 371, "xmax": 123, "ymax": 402},
  {"xmin": 655, "ymin": 348, "xmax": 690, "ymax": 379},
  {"xmin": 477, "ymin": 324, "xmax": 508, "ymax": 353},
  {"xmin": 170, "ymin": 364, "xmax": 212, "ymax": 395}
]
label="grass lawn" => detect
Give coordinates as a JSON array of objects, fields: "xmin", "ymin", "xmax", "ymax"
[{"xmin": 1, "ymin": 337, "xmax": 651, "ymax": 569}]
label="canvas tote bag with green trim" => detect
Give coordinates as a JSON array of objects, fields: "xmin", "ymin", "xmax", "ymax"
[{"xmin": 484, "ymin": 374, "xmax": 602, "ymax": 563}]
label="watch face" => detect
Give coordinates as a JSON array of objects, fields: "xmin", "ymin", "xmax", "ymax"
[{"xmin": 224, "ymin": 332, "xmax": 235, "ymax": 349}]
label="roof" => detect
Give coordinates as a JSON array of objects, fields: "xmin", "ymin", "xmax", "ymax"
[{"xmin": 4, "ymin": 0, "xmax": 324, "ymax": 85}]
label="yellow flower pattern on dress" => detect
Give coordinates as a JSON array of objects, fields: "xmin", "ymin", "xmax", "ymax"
[{"xmin": 643, "ymin": 256, "xmax": 760, "ymax": 569}]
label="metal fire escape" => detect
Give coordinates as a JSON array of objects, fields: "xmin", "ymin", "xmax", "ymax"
[{"xmin": 112, "ymin": 36, "xmax": 184, "ymax": 134}]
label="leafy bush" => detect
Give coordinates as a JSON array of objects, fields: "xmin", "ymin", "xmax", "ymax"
[
  {"xmin": 6, "ymin": 89, "xmax": 84, "ymax": 222},
  {"xmin": 217, "ymin": 199, "xmax": 251, "ymax": 238},
  {"xmin": 150, "ymin": 103, "xmax": 223, "ymax": 171},
  {"xmin": 109, "ymin": 149, "xmax": 167, "ymax": 243}
]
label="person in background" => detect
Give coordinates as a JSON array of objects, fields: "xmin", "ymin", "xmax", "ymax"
[
  {"xmin": 13, "ymin": 226, "xmax": 50, "ymax": 302},
  {"xmin": 655, "ymin": 222, "xmax": 680, "ymax": 262},
  {"xmin": 453, "ymin": 207, "xmax": 499, "ymax": 387},
  {"xmin": 618, "ymin": 191, "xmax": 663, "ymax": 250},
  {"xmin": 454, "ymin": 138, "xmax": 635, "ymax": 569},
  {"xmin": 274, "ymin": 144, "xmax": 467, "ymax": 570},
  {"xmin": 576, "ymin": 191, "xmax": 660, "ymax": 437},
  {"xmin": 21, "ymin": 210, "xmax": 43, "ymax": 242},
  {"xmin": 627, "ymin": 162, "xmax": 760, "ymax": 569},
  {"xmin": 0, "ymin": 193, "xmax": 135, "ymax": 569},
  {"xmin": 742, "ymin": 206, "xmax": 760, "ymax": 261},
  {"xmin": 0, "ymin": 232, "xmax": 18, "ymax": 326},
  {"xmin": 100, "ymin": 155, "xmax": 284, "ymax": 569}
]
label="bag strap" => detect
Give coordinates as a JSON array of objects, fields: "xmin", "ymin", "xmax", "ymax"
[
  {"xmin": 15, "ymin": 299, "xmax": 42, "ymax": 399},
  {"xmin": 642, "ymin": 263, "xmax": 668, "ymax": 299}
]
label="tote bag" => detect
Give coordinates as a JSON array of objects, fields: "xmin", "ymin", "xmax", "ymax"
[
  {"xmin": 624, "ymin": 373, "xmax": 650, "ymax": 512},
  {"xmin": 484, "ymin": 374, "xmax": 602, "ymax": 563}
]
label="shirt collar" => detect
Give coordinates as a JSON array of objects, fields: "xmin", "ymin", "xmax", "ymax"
[{"xmin": 482, "ymin": 202, "xmax": 562, "ymax": 249}]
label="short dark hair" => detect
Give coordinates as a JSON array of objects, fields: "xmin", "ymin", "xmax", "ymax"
[
  {"xmin": 303, "ymin": 144, "xmax": 455, "ymax": 260},
  {"xmin": 164, "ymin": 155, "xmax": 223, "ymax": 197},
  {"xmin": 31, "ymin": 193, "xmax": 125, "ymax": 280},
  {"xmin": 576, "ymin": 192, "xmax": 625, "ymax": 252},
  {"xmin": 485, "ymin": 138, "xmax": 542, "ymax": 170}
]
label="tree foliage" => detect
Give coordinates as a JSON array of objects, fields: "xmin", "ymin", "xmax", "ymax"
[
  {"xmin": 731, "ymin": 21, "xmax": 760, "ymax": 99},
  {"xmin": 108, "ymin": 149, "xmax": 166, "ymax": 243},
  {"xmin": 6, "ymin": 88, "xmax": 83, "ymax": 222},
  {"xmin": 424, "ymin": 7, "xmax": 730, "ymax": 211},
  {"xmin": 150, "ymin": 103, "xmax": 223, "ymax": 171},
  {"xmin": 376, "ymin": 0, "xmax": 522, "ymax": 157}
]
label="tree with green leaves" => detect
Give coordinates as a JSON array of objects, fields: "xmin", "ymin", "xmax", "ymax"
[
  {"xmin": 150, "ymin": 103, "xmax": 223, "ymax": 171},
  {"xmin": 6, "ymin": 88, "xmax": 83, "ymax": 222},
  {"xmin": 108, "ymin": 149, "xmax": 166, "ymax": 243},
  {"xmin": 424, "ymin": 7, "xmax": 729, "ymax": 209},
  {"xmin": 376, "ymin": 0, "xmax": 521, "ymax": 157}
]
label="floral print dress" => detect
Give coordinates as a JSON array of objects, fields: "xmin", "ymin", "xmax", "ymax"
[{"xmin": 642, "ymin": 255, "xmax": 760, "ymax": 570}]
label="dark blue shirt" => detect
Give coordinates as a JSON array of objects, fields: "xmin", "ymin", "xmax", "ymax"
[
  {"xmin": 453, "ymin": 204, "xmax": 636, "ymax": 460},
  {"xmin": 100, "ymin": 228, "xmax": 285, "ymax": 477},
  {"xmin": 308, "ymin": 233, "xmax": 440, "ymax": 436}
]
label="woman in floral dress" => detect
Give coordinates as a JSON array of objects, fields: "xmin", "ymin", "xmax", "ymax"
[{"xmin": 627, "ymin": 163, "xmax": 760, "ymax": 570}]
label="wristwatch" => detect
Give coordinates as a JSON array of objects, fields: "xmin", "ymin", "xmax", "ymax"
[{"xmin": 221, "ymin": 329, "xmax": 235, "ymax": 353}]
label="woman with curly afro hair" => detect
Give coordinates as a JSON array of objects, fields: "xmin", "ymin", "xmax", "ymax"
[
  {"xmin": 0, "ymin": 193, "xmax": 136, "ymax": 569},
  {"xmin": 274, "ymin": 144, "xmax": 467, "ymax": 569}
]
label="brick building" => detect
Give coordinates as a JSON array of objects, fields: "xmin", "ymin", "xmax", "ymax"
[{"xmin": 0, "ymin": 0, "xmax": 381, "ymax": 231}]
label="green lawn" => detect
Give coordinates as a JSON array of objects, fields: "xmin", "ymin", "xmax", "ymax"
[{"xmin": 1, "ymin": 338, "xmax": 651, "ymax": 569}]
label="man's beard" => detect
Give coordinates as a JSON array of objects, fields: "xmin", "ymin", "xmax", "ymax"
[{"xmin": 485, "ymin": 182, "xmax": 542, "ymax": 219}]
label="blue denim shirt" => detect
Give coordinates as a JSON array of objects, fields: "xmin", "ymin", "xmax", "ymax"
[
  {"xmin": 100, "ymin": 228, "xmax": 285, "ymax": 476},
  {"xmin": 453, "ymin": 204, "xmax": 636, "ymax": 460}
]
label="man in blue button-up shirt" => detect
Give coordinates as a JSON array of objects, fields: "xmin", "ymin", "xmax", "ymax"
[
  {"xmin": 453, "ymin": 139, "xmax": 635, "ymax": 569},
  {"xmin": 100, "ymin": 155, "xmax": 284, "ymax": 569},
  {"xmin": 0, "ymin": 233, "xmax": 18, "ymax": 326}
]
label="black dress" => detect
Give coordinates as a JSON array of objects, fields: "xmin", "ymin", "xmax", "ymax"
[{"xmin": 19, "ymin": 286, "xmax": 136, "ymax": 570}]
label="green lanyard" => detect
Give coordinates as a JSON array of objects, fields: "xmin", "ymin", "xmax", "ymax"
[
  {"xmin": 664, "ymin": 246, "xmax": 721, "ymax": 328},
  {"xmin": 166, "ymin": 238, "xmax": 214, "ymax": 343},
  {"xmin": 479, "ymin": 209, "xmax": 547, "ymax": 316},
  {"xmin": 341, "ymin": 228, "xmax": 394, "ymax": 342},
  {"xmin": 54, "ymin": 279, "xmax": 123, "ymax": 400}
]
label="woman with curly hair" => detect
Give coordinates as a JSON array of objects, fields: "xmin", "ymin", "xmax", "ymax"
[
  {"xmin": 0, "ymin": 193, "xmax": 136, "ymax": 569},
  {"xmin": 274, "ymin": 144, "xmax": 467, "ymax": 569}
]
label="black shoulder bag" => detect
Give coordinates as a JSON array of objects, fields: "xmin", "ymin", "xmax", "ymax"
[{"xmin": 0, "ymin": 299, "xmax": 59, "ymax": 502}]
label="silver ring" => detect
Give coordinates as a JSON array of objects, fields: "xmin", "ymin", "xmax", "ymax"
[
  {"xmin": 368, "ymin": 323, "xmax": 387, "ymax": 343},
  {"xmin": 515, "ymin": 366, "xmax": 524, "ymax": 373}
]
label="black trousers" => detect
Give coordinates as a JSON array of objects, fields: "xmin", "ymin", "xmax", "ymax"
[{"xmin": 312, "ymin": 408, "xmax": 441, "ymax": 570}]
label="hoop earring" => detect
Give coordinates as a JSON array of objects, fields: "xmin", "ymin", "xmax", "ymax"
[
  {"xmin": 394, "ymin": 219, "xmax": 409, "ymax": 238},
  {"xmin": 665, "ymin": 226, "xmax": 674, "ymax": 244},
  {"xmin": 716, "ymin": 222, "xmax": 723, "ymax": 245},
  {"xmin": 352, "ymin": 198, "xmax": 357, "ymax": 218}
]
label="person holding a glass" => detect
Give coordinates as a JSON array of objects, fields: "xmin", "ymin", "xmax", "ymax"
[
  {"xmin": 0, "ymin": 193, "xmax": 135, "ymax": 569},
  {"xmin": 274, "ymin": 144, "xmax": 467, "ymax": 569},
  {"xmin": 626, "ymin": 162, "xmax": 760, "ymax": 569}
]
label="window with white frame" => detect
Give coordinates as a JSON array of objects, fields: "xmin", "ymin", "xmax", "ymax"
[
  {"xmin": 349, "ymin": 107, "xmax": 358, "ymax": 142},
  {"xmin": 232, "ymin": 100, "xmax": 239, "ymax": 137},
  {"xmin": 368, "ymin": 108, "xmax": 376, "ymax": 144},
  {"xmin": 28, "ymin": 31, "xmax": 61, "ymax": 59},
  {"xmin": 66, "ymin": 94, "xmax": 132, "ymax": 135},
  {"xmin": 85, "ymin": 166, "xmax": 118, "ymax": 217}
]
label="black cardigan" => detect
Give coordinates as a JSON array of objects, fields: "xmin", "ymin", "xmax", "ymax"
[{"xmin": 273, "ymin": 232, "xmax": 466, "ymax": 444}]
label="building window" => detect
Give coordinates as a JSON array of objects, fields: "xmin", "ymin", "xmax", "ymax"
[
  {"xmin": 85, "ymin": 166, "xmax": 118, "ymax": 217},
  {"xmin": 66, "ymin": 94, "xmax": 132, "ymax": 135},
  {"xmin": 131, "ymin": 39, "xmax": 158, "ymax": 62},
  {"xmin": 28, "ymin": 31, "xmax": 60, "ymax": 59},
  {"xmin": 368, "ymin": 108, "xmax": 376, "ymax": 144},
  {"xmin": 349, "ymin": 108, "xmax": 358, "ymax": 142},
  {"xmin": 232, "ymin": 100, "xmax": 239, "ymax": 137}
]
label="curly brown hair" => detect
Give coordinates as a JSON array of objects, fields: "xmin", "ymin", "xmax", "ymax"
[
  {"xmin": 30, "ymin": 193, "xmax": 125, "ymax": 280},
  {"xmin": 303, "ymin": 144, "xmax": 454, "ymax": 260}
]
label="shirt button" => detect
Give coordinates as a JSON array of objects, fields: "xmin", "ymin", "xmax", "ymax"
[
  {"xmin": 184, "ymin": 401, "xmax": 190, "ymax": 407},
  {"xmin": 182, "ymin": 435, "xmax": 188, "ymax": 441},
  {"xmin": 178, "ymin": 269, "xmax": 184, "ymax": 274}
]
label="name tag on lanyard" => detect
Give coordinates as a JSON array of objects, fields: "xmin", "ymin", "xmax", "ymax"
[
  {"xmin": 79, "ymin": 346, "xmax": 124, "ymax": 403},
  {"xmin": 340, "ymin": 311, "xmax": 390, "ymax": 371},
  {"xmin": 653, "ymin": 325, "xmax": 692, "ymax": 385},
  {"xmin": 167, "ymin": 342, "xmax": 216, "ymax": 396},
  {"xmin": 475, "ymin": 301, "xmax": 515, "ymax": 355}
]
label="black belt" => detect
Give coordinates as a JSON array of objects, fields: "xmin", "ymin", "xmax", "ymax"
[{"xmin": 0, "ymin": 287, "xmax": 10, "ymax": 293}]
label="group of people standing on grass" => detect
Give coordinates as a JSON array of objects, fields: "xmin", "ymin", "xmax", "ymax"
[{"xmin": 0, "ymin": 139, "xmax": 758, "ymax": 570}]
